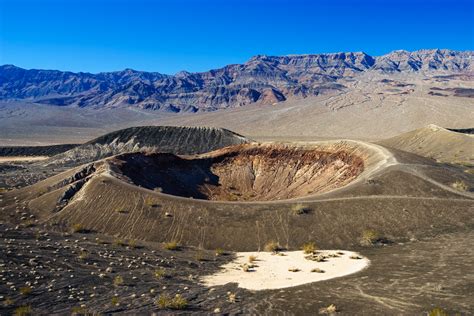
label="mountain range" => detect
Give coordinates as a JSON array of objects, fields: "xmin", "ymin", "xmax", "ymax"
[{"xmin": 1, "ymin": 49, "xmax": 472, "ymax": 112}]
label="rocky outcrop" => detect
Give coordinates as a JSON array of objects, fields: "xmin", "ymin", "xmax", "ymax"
[{"xmin": 1, "ymin": 49, "xmax": 472, "ymax": 111}]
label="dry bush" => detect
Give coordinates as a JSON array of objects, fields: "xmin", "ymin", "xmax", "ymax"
[
  {"xmin": 3, "ymin": 297, "xmax": 14, "ymax": 307},
  {"xmin": 319, "ymin": 304, "xmax": 337, "ymax": 315},
  {"xmin": 19, "ymin": 286, "xmax": 32, "ymax": 295},
  {"xmin": 311, "ymin": 268, "xmax": 325, "ymax": 273},
  {"xmin": 228, "ymin": 292, "xmax": 237, "ymax": 303},
  {"xmin": 248, "ymin": 255, "xmax": 257, "ymax": 263},
  {"xmin": 215, "ymin": 248, "xmax": 225, "ymax": 256},
  {"xmin": 14, "ymin": 306, "xmax": 32, "ymax": 316},
  {"xmin": 111, "ymin": 297, "xmax": 120, "ymax": 306},
  {"xmin": 302, "ymin": 242, "xmax": 317, "ymax": 254},
  {"xmin": 116, "ymin": 208, "xmax": 128, "ymax": 214},
  {"xmin": 78, "ymin": 250, "xmax": 88, "ymax": 260},
  {"xmin": 71, "ymin": 306, "xmax": 89, "ymax": 315},
  {"xmin": 71, "ymin": 223, "xmax": 87, "ymax": 233},
  {"xmin": 114, "ymin": 238, "xmax": 126, "ymax": 247},
  {"xmin": 156, "ymin": 294, "xmax": 187, "ymax": 310},
  {"xmin": 154, "ymin": 268, "xmax": 166, "ymax": 279},
  {"xmin": 113, "ymin": 275, "xmax": 124, "ymax": 286},
  {"xmin": 292, "ymin": 203, "xmax": 311, "ymax": 215},
  {"xmin": 360, "ymin": 229, "xmax": 379, "ymax": 246},
  {"xmin": 428, "ymin": 307, "xmax": 448, "ymax": 316},
  {"xmin": 194, "ymin": 251, "xmax": 205, "ymax": 261},
  {"xmin": 451, "ymin": 180, "xmax": 469, "ymax": 191},
  {"xmin": 163, "ymin": 241, "xmax": 179, "ymax": 250},
  {"xmin": 288, "ymin": 267, "xmax": 300, "ymax": 272},
  {"xmin": 128, "ymin": 239, "xmax": 137, "ymax": 249},
  {"xmin": 264, "ymin": 240, "xmax": 282, "ymax": 252}
]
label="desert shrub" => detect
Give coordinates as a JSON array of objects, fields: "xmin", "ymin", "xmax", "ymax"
[
  {"xmin": 3, "ymin": 297, "xmax": 14, "ymax": 306},
  {"xmin": 319, "ymin": 304, "xmax": 337, "ymax": 315},
  {"xmin": 113, "ymin": 275, "xmax": 124, "ymax": 286},
  {"xmin": 451, "ymin": 180, "xmax": 468, "ymax": 191},
  {"xmin": 360, "ymin": 229, "xmax": 379, "ymax": 246},
  {"xmin": 428, "ymin": 307, "xmax": 448, "ymax": 316},
  {"xmin": 311, "ymin": 268, "xmax": 325, "ymax": 273},
  {"xmin": 164, "ymin": 241, "xmax": 179, "ymax": 250},
  {"xmin": 19, "ymin": 286, "xmax": 32, "ymax": 295},
  {"xmin": 71, "ymin": 306, "xmax": 89, "ymax": 315},
  {"xmin": 14, "ymin": 306, "xmax": 32, "ymax": 316},
  {"xmin": 264, "ymin": 240, "xmax": 282, "ymax": 252},
  {"xmin": 114, "ymin": 238, "xmax": 126, "ymax": 247},
  {"xmin": 215, "ymin": 248, "xmax": 225, "ymax": 256},
  {"xmin": 241, "ymin": 263, "xmax": 256, "ymax": 272},
  {"xmin": 292, "ymin": 204, "xmax": 311, "ymax": 215},
  {"xmin": 227, "ymin": 292, "xmax": 237, "ymax": 303},
  {"xmin": 156, "ymin": 294, "xmax": 187, "ymax": 310},
  {"xmin": 78, "ymin": 250, "xmax": 88, "ymax": 260},
  {"xmin": 194, "ymin": 251, "xmax": 206, "ymax": 261},
  {"xmin": 128, "ymin": 239, "xmax": 137, "ymax": 249},
  {"xmin": 288, "ymin": 267, "xmax": 300, "ymax": 272},
  {"xmin": 302, "ymin": 242, "xmax": 317, "ymax": 254},
  {"xmin": 248, "ymin": 255, "xmax": 257, "ymax": 263},
  {"xmin": 154, "ymin": 268, "xmax": 166, "ymax": 279},
  {"xmin": 71, "ymin": 223, "xmax": 87, "ymax": 233},
  {"xmin": 350, "ymin": 255, "xmax": 363, "ymax": 260},
  {"xmin": 116, "ymin": 208, "xmax": 128, "ymax": 214},
  {"xmin": 111, "ymin": 297, "xmax": 120, "ymax": 306}
]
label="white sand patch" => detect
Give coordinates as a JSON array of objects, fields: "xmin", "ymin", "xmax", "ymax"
[
  {"xmin": 201, "ymin": 250, "xmax": 369, "ymax": 291},
  {"xmin": 0, "ymin": 156, "xmax": 48, "ymax": 162}
]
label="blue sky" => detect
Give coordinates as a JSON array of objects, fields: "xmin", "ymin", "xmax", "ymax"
[{"xmin": 0, "ymin": 0, "xmax": 473, "ymax": 74}]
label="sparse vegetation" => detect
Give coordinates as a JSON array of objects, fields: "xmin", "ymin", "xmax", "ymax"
[
  {"xmin": 248, "ymin": 255, "xmax": 257, "ymax": 263},
  {"xmin": 111, "ymin": 297, "xmax": 120, "ymax": 306},
  {"xmin": 302, "ymin": 241, "xmax": 317, "ymax": 254},
  {"xmin": 195, "ymin": 251, "xmax": 206, "ymax": 261},
  {"xmin": 78, "ymin": 250, "xmax": 88, "ymax": 260},
  {"xmin": 145, "ymin": 196, "xmax": 159, "ymax": 207},
  {"xmin": 3, "ymin": 297, "xmax": 14, "ymax": 307},
  {"xmin": 428, "ymin": 307, "xmax": 448, "ymax": 316},
  {"xmin": 14, "ymin": 305, "xmax": 33, "ymax": 316},
  {"xmin": 156, "ymin": 294, "xmax": 188, "ymax": 310},
  {"xmin": 163, "ymin": 240, "xmax": 180, "ymax": 250},
  {"xmin": 71, "ymin": 223, "xmax": 87, "ymax": 233},
  {"xmin": 311, "ymin": 268, "xmax": 325, "ymax": 273},
  {"xmin": 116, "ymin": 208, "xmax": 128, "ymax": 214},
  {"xmin": 113, "ymin": 275, "xmax": 124, "ymax": 286},
  {"xmin": 360, "ymin": 229, "xmax": 379, "ymax": 246},
  {"xmin": 127, "ymin": 239, "xmax": 137, "ymax": 249},
  {"xmin": 264, "ymin": 240, "xmax": 282, "ymax": 252},
  {"xmin": 154, "ymin": 268, "xmax": 166, "ymax": 279},
  {"xmin": 288, "ymin": 267, "xmax": 300, "ymax": 272},
  {"xmin": 227, "ymin": 292, "xmax": 237, "ymax": 303},
  {"xmin": 114, "ymin": 238, "xmax": 126, "ymax": 247},
  {"xmin": 71, "ymin": 306, "xmax": 89, "ymax": 315},
  {"xmin": 215, "ymin": 248, "xmax": 225, "ymax": 256},
  {"xmin": 19, "ymin": 286, "xmax": 32, "ymax": 295},
  {"xmin": 319, "ymin": 304, "xmax": 337, "ymax": 315},
  {"xmin": 292, "ymin": 203, "xmax": 311, "ymax": 215},
  {"xmin": 451, "ymin": 180, "xmax": 468, "ymax": 191}
]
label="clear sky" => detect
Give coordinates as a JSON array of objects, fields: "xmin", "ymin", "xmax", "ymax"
[{"xmin": 0, "ymin": 0, "xmax": 473, "ymax": 74}]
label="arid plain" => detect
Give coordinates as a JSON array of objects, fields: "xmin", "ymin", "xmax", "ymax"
[{"xmin": 0, "ymin": 50, "xmax": 473, "ymax": 315}]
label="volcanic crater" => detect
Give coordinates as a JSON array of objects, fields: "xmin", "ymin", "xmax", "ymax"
[{"xmin": 111, "ymin": 144, "xmax": 366, "ymax": 201}]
